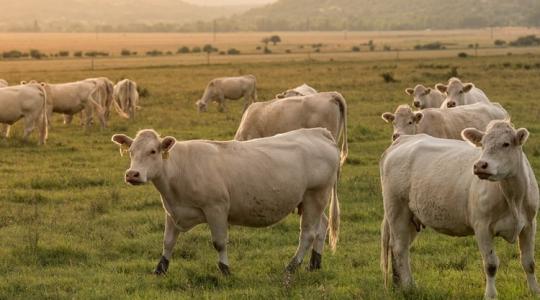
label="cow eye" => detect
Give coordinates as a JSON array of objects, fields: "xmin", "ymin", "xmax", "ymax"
[
  {"xmin": 408, "ymin": 121, "xmax": 413, "ymax": 125},
  {"xmin": 502, "ymin": 142, "xmax": 510, "ymax": 148},
  {"xmin": 150, "ymin": 150, "xmax": 157, "ymax": 154},
  {"xmin": 459, "ymin": 90, "xmax": 464, "ymax": 94}
]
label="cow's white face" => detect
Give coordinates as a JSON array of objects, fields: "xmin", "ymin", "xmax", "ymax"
[
  {"xmin": 406, "ymin": 85, "xmax": 432, "ymax": 109},
  {"xmin": 196, "ymin": 100, "xmax": 207, "ymax": 112},
  {"xmin": 382, "ymin": 105, "xmax": 423, "ymax": 141},
  {"xmin": 462, "ymin": 121, "xmax": 528, "ymax": 181},
  {"xmin": 437, "ymin": 80, "xmax": 474, "ymax": 108},
  {"xmin": 112, "ymin": 130, "xmax": 176, "ymax": 185}
]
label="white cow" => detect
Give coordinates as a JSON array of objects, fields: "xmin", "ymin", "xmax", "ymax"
[
  {"xmin": 196, "ymin": 75, "xmax": 257, "ymax": 112},
  {"xmin": 0, "ymin": 79, "xmax": 8, "ymax": 88},
  {"xmin": 111, "ymin": 128, "xmax": 340, "ymax": 276},
  {"xmin": 113, "ymin": 79, "xmax": 138, "ymax": 119},
  {"xmin": 380, "ymin": 120, "xmax": 540, "ymax": 298},
  {"xmin": 381, "ymin": 102, "xmax": 508, "ymax": 141},
  {"xmin": 41, "ymin": 80, "xmax": 106, "ymax": 129},
  {"xmin": 405, "ymin": 84, "xmax": 445, "ymax": 109},
  {"xmin": 276, "ymin": 83, "xmax": 318, "ymax": 99},
  {"xmin": 63, "ymin": 77, "xmax": 115, "ymax": 125},
  {"xmin": 0, "ymin": 83, "xmax": 48, "ymax": 144},
  {"xmin": 235, "ymin": 92, "xmax": 348, "ymax": 167},
  {"xmin": 436, "ymin": 77, "xmax": 490, "ymax": 108}
]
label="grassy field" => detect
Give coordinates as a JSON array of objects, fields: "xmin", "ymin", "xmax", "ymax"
[{"xmin": 0, "ymin": 47, "xmax": 540, "ymax": 299}]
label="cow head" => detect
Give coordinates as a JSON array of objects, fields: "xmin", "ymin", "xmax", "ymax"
[
  {"xmin": 112, "ymin": 130, "xmax": 176, "ymax": 185},
  {"xmin": 405, "ymin": 84, "xmax": 432, "ymax": 109},
  {"xmin": 462, "ymin": 120, "xmax": 528, "ymax": 181},
  {"xmin": 381, "ymin": 105, "xmax": 423, "ymax": 141},
  {"xmin": 436, "ymin": 77, "xmax": 474, "ymax": 108},
  {"xmin": 196, "ymin": 100, "xmax": 207, "ymax": 112},
  {"xmin": 276, "ymin": 90, "xmax": 302, "ymax": 99}
]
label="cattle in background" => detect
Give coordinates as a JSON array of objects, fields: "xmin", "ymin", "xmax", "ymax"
[
  {"xmin": 276, "ymin": 83, "xmax": 318, "ymax": 99},
  {"xmin": 381, "ymin": 102, "xmax": 508, "ymax": 141},
  {"xmin": 0, "ymin": 79, "xmax": 8, "ymax": 88},
  {"xmin": 436, "ymin": 77, "xmax": 490, "ymax": 108},
  {"xmin": 405, "ymin": 84, "xmax": 445, "ymax": 109},
  {"xmin": 196, "ymin": 75, "xmax": 257, "ymax": 112},
  {"xmin": 235, "ymin": 92, "xmax": 348, "ymax": 167},
  {"xmin": 0, "ymin": 83, "xmax": 48, "ymax": 144},
  {"xmin": 380, "ymin": 120, "xmax": 540, "ymax": 298},
  {"xmin": 112, "ymin": 128, "xmax": 340, "ymax": 276},
  {"xmin": 113, "ymin": 79, "xmax": 138, "ymax": 119}
]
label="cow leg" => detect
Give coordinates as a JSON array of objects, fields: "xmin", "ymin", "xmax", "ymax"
[
  {"xmin": 155, "ymin": 214, "xmax": 180, "ymax": 275},
  {"xmin": 80, "ymin": 110, "xmax": 88, "ymax": 126},
  {"xmin": 286, "ymin": 190, "xmax": 325, "ymax": 274},
  {"xmin": 218, "ymin": 95, "xmax": 227, "ymax": 113},
  {"xmin": 475, "ymin": 227, "xmax": 499, "ymax": 299},
  {"xmin": 63, "ymin": 114, "xmax": 73, "ymax": 125},
  {"xmin": 387, "ymin": 207, "xmax": 416, "ymax": 288},
  {"xmin": 83, "ymin": 107, "xmax": 94, "ymax": 130},
  {"xmin": 22, "ymin": 115, "xmax": 36, "ymax": 141},
  {"xmin": 1, "ymin": 124, "xmax": 10, "ymax": 138},
  {"xmin": 309, "ymin": 213, "xmax": 328, "ymax": 271},
  {"xmin": 205, "ymin": 208, "xmax": 231, "ymax": 275},
  {"xmin": 519, "ymin": 221, "xmax": 540, "ymax": 294}
]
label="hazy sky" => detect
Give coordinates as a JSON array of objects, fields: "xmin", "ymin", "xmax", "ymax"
[{"xmin": 183, "ymin": 0, "xmax": 276, "ymax": 6}]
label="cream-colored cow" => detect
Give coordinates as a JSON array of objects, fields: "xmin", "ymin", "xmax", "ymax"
[
  {"xmin": 0, "ymin": 83, "xmax": 48, "ymax": 144},
  {"xmin": 276, "ymin": 83, "xmax": 318, "ymax": 99},
  {"xmin": 235, "ymin": 92, "xmax": 348, "ymax": 166},
  {"xmin": 112, "ymin": 128, "xmax": 340, "ymax": 276},
  {"xmin": 436, "ymin": 77, "xmax": 490, "ymax": 108},
  {"xmin": 380, "ymin": 120, "xmax": 539, "ymax": 298},
  {"xmin": 113, "ymin": 79, "xmax": 138, "ymax": 119},
  {"xmin": 196, "ymin": 75, "xmax": 257, "ymax": 112},
  {"xmin": 405, "ymin": 84, "xmax": 445, "ymax": 109}
]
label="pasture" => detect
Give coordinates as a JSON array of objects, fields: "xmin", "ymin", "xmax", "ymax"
[{"xmin": 1, "ymin": 45, "xmax": 540, "ymax": 299}]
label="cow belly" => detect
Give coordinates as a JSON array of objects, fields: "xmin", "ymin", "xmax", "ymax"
[
  {"xmin": 0, "ymin": 107, "xmax": 23, "ymax": 124},
  {"xmin": 409, "ymin": 198, "xmax": 472, "ymax": 236}
]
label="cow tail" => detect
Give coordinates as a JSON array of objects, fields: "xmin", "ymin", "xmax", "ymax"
[
  {"xmin": 88, "ymin": 84, "xmax": 107, "ymax": 127},
  {"xmin": 381, "ymin": 217, "xmax": 390, "ymax": 288},
  {"xmin": 332, "ymin": 92, "xmax": 348, "ymax": 167},
  {"xmin": 37, "ymin": 84, "xmax": 48, "ymax": 144},
  {"xmin": 105, "ymin": 79, "xmax": 114, "ymax": 119},
  {"xmin": 112, "ymin": 81, "xmax": 129, "ymax": 119},
  {"xmin": 328, "ymin": 167, "xmax": 340, "ymax": 253}
]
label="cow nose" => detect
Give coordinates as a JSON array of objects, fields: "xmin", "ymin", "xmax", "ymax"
[
  {"xmin": 413, "ymin": 101, "xmax": 421, "ymax": 108},
  {"xmin": 447, "ymin": 102, "xmax": 456, "ymax": 108},
  {"xmin": 125, "ymin": 170, "xmax": 140, "ymax": 180},
  {"xmin": 392, "ymin": 133, "xmax": 400, "ymax": 141},
  {"xmin": 474, "ymin": 161, "xmax": 488, "ymax": 171}
]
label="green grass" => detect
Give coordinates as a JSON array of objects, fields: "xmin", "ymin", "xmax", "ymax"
[{"xmin": 1, "ymin": 54, "xmax": 540, "ymax": 299}]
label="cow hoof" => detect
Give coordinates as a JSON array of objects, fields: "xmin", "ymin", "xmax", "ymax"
[
  {"xmin": 285, "ymin": 259, "xmax": 301, "ymax": 274},
  {"xmin": 154, "ymin": 256, "xmax": 169, "ymax": 275},
  {"xmin": 218, "ymin": 262, "xmax": 231, "ymax": 276},
  {"xmin": 308, "ymin": 250, "xmax": 322, "ymax": 271}
]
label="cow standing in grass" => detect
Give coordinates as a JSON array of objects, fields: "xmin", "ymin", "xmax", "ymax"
[
  {"xmin": 112, "ymin": 128, "xmax": 340, "ymax": 276},
  {"xmin": 113, "ymin": 79, "xmax": 138, "ymax": 120},
  {"xmin": 196, "ymin": 75, "xmax": 257, "ymax": 112},
  {"xmin": 380, "ymin": 120, "xmax": 540, "ymax": 298}
]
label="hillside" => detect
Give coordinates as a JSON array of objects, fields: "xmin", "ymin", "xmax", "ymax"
[{"xmin": 211, "ymin": 0, "xmax": 540, "ymax": 31}]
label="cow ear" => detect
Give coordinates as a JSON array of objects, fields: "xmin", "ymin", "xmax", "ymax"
[
  {"xmin": 462, "ymin": 128, "xmax": 484, "ymax": 147},
  {"xmin": 515, "ymin": 128, "xmax": 529, "ymax": 146},
  {"xmin": 20, "ymin": 81, "xmax": 27, "ymax": 85},
  {"xmin": 413, "ymin": 112, "xmax": 423, "ymax": 123},
  {"xmin": 112, "ymin": 134, "xmax": 133, "ymax": 147},
  {"xmin": 463, "ymin": 83, "xmax": 474, "ymax": 93},
  {"xmin": 161, "ymin": 136, "xmax": 176, "ymax": 153},
  {"xmin": 381, "ymin": 112, "xmax": 394, "ymax": 123},
  {"xmin": 435, "ymin": 84, "xmax": 447, "ymax": 93},
  {"xmin": 424, "ymin": 88, "xmax": 431, "ymax": 95},
  {"xmin": 405, "ymin": 88, "xmax": 414, "ymax": 96}
]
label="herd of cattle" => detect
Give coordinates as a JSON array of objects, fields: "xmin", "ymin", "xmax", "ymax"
[{"xmin": 1, "ymin": 73, "xmax": 539, "ymax": 298}]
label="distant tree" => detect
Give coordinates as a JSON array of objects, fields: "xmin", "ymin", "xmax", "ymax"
[
  {"xmin": 192, "ymin": 46, "xmax": 201, "ymax": 53},
  {"xmin": 494, "ymin": 40, "xmax": 506, "ymax": 47},
  {"xmin": 203, "ymin": 44, "xmax": 218, "ymax": 64},
  {"xmin": 351, "ymin": 46, "xmax": 360, "ymax": 52},
  {"xmin": 270, "ymin": 35, "xmax": 281, "ymax": 46},
  {"xmin": 227, "ymin": 48, "xmax": 240, "ymax": 55},
  {"xmin": 177, "ymin": 46, "xmax": 190, "ymax": 54}
]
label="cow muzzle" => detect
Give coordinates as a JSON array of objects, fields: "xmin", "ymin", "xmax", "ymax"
[
  {"xmin": 392, "ymin": 133, "xmax": 400, "ymax": 141},
  {"xmin": 413, "ymin": 101, "xmax": 421, "ymax": 108},
  {"xmin": 125, "ymin": 170, "xmax": 145, "ymax": 185},
  {"xmin": 473, "ymin": 160, "xmax": 493, "ymax": 180},
  {"xmin": 447, "ymin": 101, "xmax": 456, "ymax": 108}
]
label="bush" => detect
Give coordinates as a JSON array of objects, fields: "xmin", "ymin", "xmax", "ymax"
[
  {"xmin": 177, "ymin": 46, "xmax": 190, "ymax": 54},
  {"xmin": 219, "ymin": 51, "xmax": 226, "ymax": 55},
  {"xmin": 414, "ymin": 42, "xmax": 445, "ymax": 50},
  {"xmin": 255, "ymin": 46, "xmax": 261, "ymax": 50},
  {"xmin": 85, "ymin": 51, "xmax": 109, "ymax": 57},
  {"xmin": 509, "ymin": 35, "xmax": 540, "ymax": 47},
  {"xmin": 166, "ymin": 51, "xmax": 173, "ymax": 55},
  {"xmin": 74, "ymin": 51, "xmax": 83, "ymax": 57},
  {"xmin": 383, "ymin": 45, "xmax": 392, "ymax": 51},
  {"xmin": 192, "ymin": 46, "xmax": 201, "ymax": 53},
  {"xmin": 494, "ymin": 40, "xmax": 506, "ymax": 47},
  {"xmin": 264, "ymin": 47, "xmax": 272, "ymax": 54},
  {"xmin": 447, "ymin": 67, "xmax": 459, "ymax": 78},
  {"xmin": 315, "ymin": 48, "xmax": 320, "ymax": 53},
  {"xmin": 352, "ymin": 46, "xmax": 360, "ymax": 52},
  {"xmin": 58, "ymin": 51, "xmax": 69, "ymax": 57},
  {"xmin": 457, "ymin": 52, "xmax": 468, "ymax": 58},
  {"xmin": 30, "ymin": 49, "xmax": 46, "ymax": 59},
  {"xmin": 3, "ymin": 50, "xmax": 23, "ymax": 59},
  {"xmin": 146, "ymin": 50, "xmax": 163, "ymax": 56},
  {"xmin": 381, "ymin": 72, "xmax": 397, "ymax": 83},
  {"xmin": 137, "ymin": 86, "xmax": 150, "ymax": 98},
  {"xmin": 285, "ymin": 49, "xmax": 292, "ymax": 53},
  {"xmin": 227, "ymin": 48, "xmax": 240, "ymax": 55},
  {"xmin": 120, "ymin": 49, "xmax": 132, "ymax": 56}
]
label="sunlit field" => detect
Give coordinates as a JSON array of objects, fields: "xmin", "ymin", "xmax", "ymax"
[{"xmin": 1, "ymin": 34, "xmax": 540, "ymax": 298}]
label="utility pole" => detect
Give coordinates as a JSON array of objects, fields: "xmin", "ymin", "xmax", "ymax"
[{"xmin": 212, "ymin": 20, "xmax": 217, "ymax": 43}]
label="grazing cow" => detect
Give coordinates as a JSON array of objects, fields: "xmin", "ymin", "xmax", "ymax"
[
  {"xmin": 405, "ymin": 84, "xmax": 445, "ymax": 109},
  {"xmin": 41, "ymin": 80, "xmax": 106, "ymax": 129},
  {"xmin": 196, "ymin": 75, "xmax": 257, "ymax": 112},
  {"xmin": 113, "ymin": 79, "xmax": 138, "ymax": 119},
  {"xmin": 63, "ymin": 77, "xmax": 116, "ymax": 125},
  {"xmin": 235, "ymin": 92, "xmax": 348, "ymax": 166},
  {"xmin": 436, "ymin": 77, "xmax": 490, "ymax": 108},
  {"xmin": 0, "ymin": 79, "xmax": 8, "ymax": 88},
  {"xmin": 380, "ymin": 120, "xmax": 540, "ymax": 298},
  {"xmin": 0, "ymin": 83, "xmax": 48, "ymax": 144},
  {"xmin": 111, "ymin": 128, "xmax": 340, "ymax": 276},
  {"xmin": 276, "ymin": 83, "xmax": 318, "ymax": 99},
  {"xmin": 381, "ymin": 102, "xmax": 507, "ymax": 141}
]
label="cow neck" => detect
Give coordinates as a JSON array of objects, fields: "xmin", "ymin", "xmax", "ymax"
[
  {"xmin": 151, "ymin": 158, "xmax": 175, "ymax": 198},
  {"xmin": 498, "ymin": 152, "xmax": 528, "ymax": 239}
]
